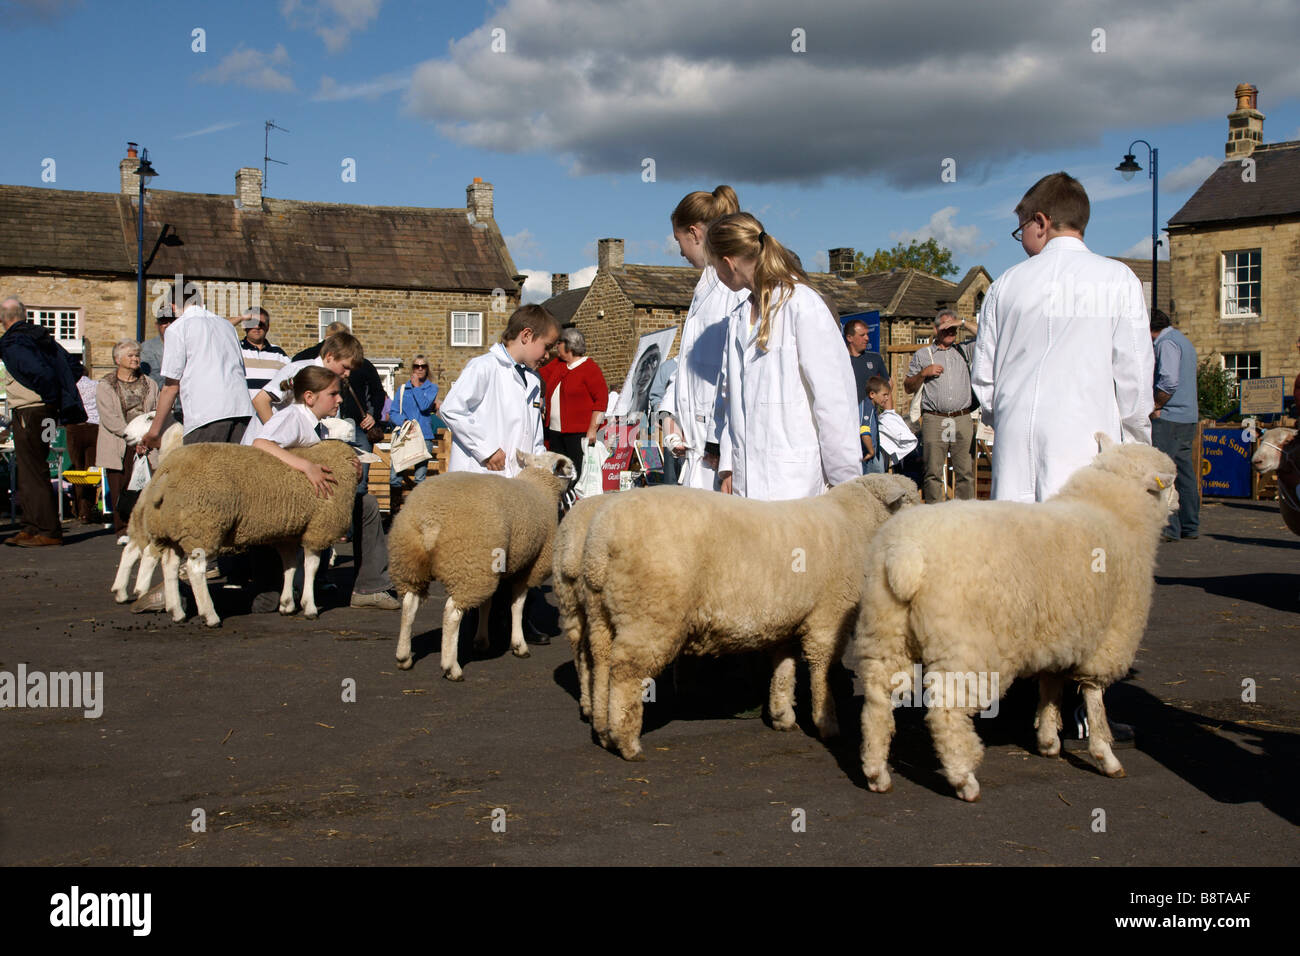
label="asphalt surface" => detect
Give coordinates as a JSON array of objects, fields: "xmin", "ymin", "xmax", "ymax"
[{"xmin": 0, "ymin": 498, "xmax": 1296, "ymax": 866}]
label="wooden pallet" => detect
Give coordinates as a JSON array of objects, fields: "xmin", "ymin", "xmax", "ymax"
[{"xmin": 368, "ymin": 429, "xmax": 452, "ymax": 513}]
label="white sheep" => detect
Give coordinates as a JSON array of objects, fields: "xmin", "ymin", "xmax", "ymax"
[
  {"xmin": 1251, "ymin": 427, "xmax": 1299, "ymax": 536},
  {"xmin": 111, "ymin": 440, "xmax": 359, "ymax": 626},
  {"xmin": 388, "ymin": 450, "xmax": 575, "ymax": 680},
  {"xmin": 108, "ymin": 420, "xmax": 183, "ymax": 603},
  {"xmin": 552, "ymin": 492, "xmax": 618, "ymax": 719},
  {"xmin": 855, "ymin": 435, "xmax": 1177, "ymax": 802},
  {"xmin": 579, "ymin": 474, "xmax": 920, "ymax": 760}
]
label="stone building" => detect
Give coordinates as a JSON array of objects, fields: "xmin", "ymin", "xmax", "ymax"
[
  {"xmin": 0, "ymin": 146, "xmax": 523, "ymax": 395},
  {"xmin": 1168, "ymin": 83, "xmax": 1300, "ymax": 398}
]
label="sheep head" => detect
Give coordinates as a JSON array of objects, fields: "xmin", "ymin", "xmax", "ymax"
[
  {"xmin": 1252, "ymin": 427, "xmax": 1296, "ymax": 474},
  {"xmin": 1090, "ymin": 434, "xmax": 1178, "ymax": 515},
  {"xmin": 837, "ymin": 473, "xmax": 921, "ymax": 518},
  {"xmin": 514, "ymin": 449, "xmax": 577, "ymax": 501}
]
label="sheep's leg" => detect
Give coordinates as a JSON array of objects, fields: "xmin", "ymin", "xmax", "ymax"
[
  {"xmin": 1035, "ymin": 674, "xmax": 1065, "ymax": 757},
  {"xmin": 606, "ymin": 632, "xmax": 674, "ymax": 761},
  {"xmin": 276, "ymin": 543, "xmax": 299, "ymax": 615},
  {"xmin": 859, "ymin": 656, "xmax": 900, "ymax": 793},
  {"xmin": 395, "ymin": 592, "xmax": 420, "ymax": 670},
  {"xmin": 161, "ymin": 548, "xmax": 185, "ymax": 623},
  {"xmin": 186, "ymin": 550, "xmax": 221, "ymax": 627},
  {"xmin": 507, "ymin": 579, "xmax": 530, "ymax": 659},
  {"xmin": 1080, "ymin": 682, "xmax": 1125, "ymax": 778},
  {"xmin": 441, "ymin": 597, "xmax": 467, "ymax": 681},
  {"xmin": 768, "ymin": 646, "xmax": 798, "ymax": 731},
  {"xmin": 567, "ymin": 605, "xmax": 592, "ymax": 721},
  {"xmin": 134, "ymin": 544, "xmax": 159, "ymax": 598},
  {"xmin": 112, "ymin": 540, "xmax": 141, "ymax": 602},
  {"xmin": 926, "ymin": 703, "xmax": 984, "ymax": 802},
  {"xmin": 587, "ymin": 602, "xmax": 615, "ymax": 748},
  {"xmin": 300, "ymin": 549, "xmax": 321, "ymax": 620},
  {"xmin": 472, "ymin": 598, "xmax": 491, "ymax": 655},
  {"xmin": 804, "ymin": 635, "xmax": 841, "ymax": 740}
]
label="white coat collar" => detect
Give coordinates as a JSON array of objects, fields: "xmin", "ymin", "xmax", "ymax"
[{"xmin": 1042, "ymin": 236, "xmax": 1088, "ymax": 254}]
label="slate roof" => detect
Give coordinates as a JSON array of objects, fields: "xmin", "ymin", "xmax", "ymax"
[
  {"xmin": 806, "ymin": 272, "xmax": 877, "ymax": 314},
  {"xmin": 609, "ymin": 265, "xmax": 700, "ymax": 309},
  {"xmin": 851, "ymin": 268, "xmax": 962, "ymax": 318},
  {"xmin": 542, "ymin": 286, "xmax": 589, "ymax": 324},
  {"xmin": 1168, "ymin": 141, "xmax": 1300, "ymax": 227},
  {"xmin": 0, "ymin": 184, "xmax": 519, "ymax": 293}
]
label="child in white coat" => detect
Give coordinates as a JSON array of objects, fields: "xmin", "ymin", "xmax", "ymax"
[
  {"xmin": 708, "ymin": 213, "xmax": 861, "ymax": 501},
  {"xmin": 866, "ymin": 376, "xmax": 918, "ymax": 471}
]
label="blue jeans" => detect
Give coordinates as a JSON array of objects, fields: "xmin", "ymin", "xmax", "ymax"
[
  {"xmin": 862, "ymin": 451, "xmax": 886, "ymax": 474},
  {"xmin": 390, "ymin": 438, "xmax": 434, "ymax": 486},
  {"xmin": 1151, "ymin": 418, "xmax": 1200, "ymax": 537}
]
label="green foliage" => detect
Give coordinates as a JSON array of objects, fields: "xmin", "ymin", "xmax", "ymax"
[
  {"xmin": 854, "ymin": 238, "xmax": 959, "ymax": 278},
  {"xmin": 1197, "ymin": 358, "xmax": 1239, "ymax": 421}
]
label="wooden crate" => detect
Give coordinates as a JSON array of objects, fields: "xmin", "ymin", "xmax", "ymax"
[{"xmin": 369, "ymin": 429, "xmax": 452, "ymax": 513}]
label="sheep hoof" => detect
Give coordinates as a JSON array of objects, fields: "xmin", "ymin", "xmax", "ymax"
[
  {"xmin": 579, "ymin": 707, "xmax": 591, "ymax": 722},
  {"xmin": 865, "ymin": 768, "xmax": 892, "ymax": 793},
  {"xmin": 1106, "ymin": 765, "xmax": 1127, "ymax": 779},
  {"xmin": 1039, "ymin": 738, "xmax": 1061, "ymax": 757},
  {"xmin": 955, "ymin": 777, "xmax": 981, "ymax": 803},
  {"xmin": 396, "ymin": 656, "xmax": 414, "ymax": 671},
  {"xmin": 443, "ymin": 668, "xmax": 464, "ymax": 682},
  {"xmin": 771, "ymin": 710, "xmax": 796, "ymax": 732},
  {"xmin": 619, "ymin": 745, "xmax": 645, "ymax": 761},
  {"xmin": 512, "ymin": 646, "xmax": 531, "ymax": 659},
  {"xmin": 303, "ymin": 610, "xmax": 318, "ymax": 621},
  {"xmin": 113, "ymin": 592, "xmax": 130, "ymax": 604}
]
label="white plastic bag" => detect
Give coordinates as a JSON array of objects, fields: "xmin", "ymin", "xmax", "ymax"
[
  {"xmin": 126, "ymin": 453, "xmax": 151, "ymax": 492},
  {"xmin": 574, "ymin": 440, "xmax": 609, "ymax": 499},
  {"xmin": 389, "ymin": 420, "xmax": 432, "ymax": 473}
]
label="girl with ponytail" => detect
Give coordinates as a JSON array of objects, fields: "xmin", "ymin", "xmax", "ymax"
[
  {"xmin": 660, "ymin": 184, "xmax": 746, "ymax": 490},
  {"xmin": 706, "ymin": 212, "xmax": 860, "ymax": 500},
  {"xmin": 241, "ymin": 364, "xmax": 344, "ymax": 498}
]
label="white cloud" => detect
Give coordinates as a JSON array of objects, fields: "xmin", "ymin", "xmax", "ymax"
[
  {"xmin": 1118, "ymin": 232, "xmax": 1170, "ymax": 260},
  {"xmin": 403, "ymin": 0, "xmax": 1300, "ymax": 186},
  {"xmin": 175, "ymin": 121, "xmax": 241, "ymax": 140},
  {"xmin": 893, "ymin": 206, "xmax": 991, "ymax": 257},
  {"xmin": 506, "ymin": 228, "xmax": 542, "ymax": 260},
  {"xmin": 1160, "ymin": 155, "xmax": 1221, "ymax": 193},
  {"xmin": 197, "ymin": 44, "xmax": 294, "ymax": 92},
  {"xmin": 313, "ymin": 70, "xmax": 409, "ymax": 101},
  {"xmin": 567, "ymin": 265, "xmax": 597, "ymax": 289},
  {"xmin": 809, "ymin": 250, "xmax": 829, "ymax": 273},
  {"xmin": 519, "ymin": 269, "xmax": 552, "ymax": 305},
  {"xmin": 282, "ymin": 0, "xmax": 383, "ymax": 53}
]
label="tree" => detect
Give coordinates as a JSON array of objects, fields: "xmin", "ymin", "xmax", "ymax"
[
  {"xmin": 1197, "ymin": 358, "xmax": 1240, "ymax": 421},
  {"xmin": 854, "ymin": 238, "xmax": 958, "ymax": 278}
]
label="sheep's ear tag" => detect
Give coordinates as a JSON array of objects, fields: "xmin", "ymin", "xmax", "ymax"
[{"xmin": 1153, "ymin": 476, "xmax": 1167, "ymax": 490}]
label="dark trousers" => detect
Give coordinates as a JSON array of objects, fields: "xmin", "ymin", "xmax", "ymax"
[
  {"xmin": 105, "ymin": 445, "xmax": 134, "ymax": 534},
  {"xmin": 554, "ymin": 431, "xmax": 587, "ymax": 481},
  {"xmin": 64, "ymin": 422, "xmax": 99, "ymax": 521},
  {"xmin": 13, "ymin": 405, "xmax": 60, "ymax": 539},
  {"xmin": 184, "ymin": 416, "xmax": 249, "ymax": 445},
  {"xmin": 1152, "ymin": 418, "xmax": 1200, "ymax": 537}
]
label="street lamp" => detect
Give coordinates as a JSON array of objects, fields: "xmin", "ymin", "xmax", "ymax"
[
  {"xmin": 1115, "ymin": 139, "xmax": 1159, "ymax": 317},
  {"xmin": 133, "ymin": 145, "xmax": 158, "ymax": 342}
]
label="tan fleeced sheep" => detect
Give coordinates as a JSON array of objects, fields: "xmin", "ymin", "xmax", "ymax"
[
  {"xmin": 111, "ymin": 440, "xmax": 359, "ymax": 626},
  {"xmin": 389, "ymin": 450, "xmax": 575, "ymax": 680},
  {"xmin": 108, "ymin": 421, "xmax": 189, "ymax": 602},
  {"xmin": 580, "ymin": 474, "xmax": 920, "ymax": 760},
  {"xmin": 552, "ymin": 492, "xmax": 619, "ymax": 720},
  {"xmin": 855, "ymin": 435, "xmax": 1177, "ymax": 802}
]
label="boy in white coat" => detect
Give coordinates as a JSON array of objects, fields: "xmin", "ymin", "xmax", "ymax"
[
  {"xmin": 440, "ymin": 305, "xmax": 559, "ymax": 476},
  {"xmin": 972, "ymin": 171, "xmax": 1154, "ymax": 503}
]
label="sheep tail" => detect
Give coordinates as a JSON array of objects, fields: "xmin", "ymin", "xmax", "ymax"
[
  {"xmin": 883, "ymin": 538, "xmax": 926, "ymax": 603},
  {"xmin": 145, "ymin": 469, "xmax": 171, "ymax": 512}
]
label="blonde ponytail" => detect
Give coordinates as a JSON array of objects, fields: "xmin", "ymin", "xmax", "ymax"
[
  {"xmin": 705, "ymin": 212, "xmax": 807, "ymax": 352},
  {"xmin": 671, "ymin": 184, "xmax": 740, "ymax": 230}
]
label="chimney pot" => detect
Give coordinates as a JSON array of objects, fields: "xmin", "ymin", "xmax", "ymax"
[
  {"xmin": 552, "ymin": 273, "xmax": 569, "ymax": 296},
  {"xmin": 467, "ymin": 179, "xmax": 494, "ymax": 222},
  {"xmin": 597, "ymin": 238, "xmax": 624, "ymax": 272},
  {"xmin": 1225, "ymin": 83, "xmax": 1264, "ymax": 159}
]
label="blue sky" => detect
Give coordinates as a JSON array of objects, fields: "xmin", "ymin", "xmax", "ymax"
[{"xmin": 5, "ymin": 0, "xmax": 1299, "ymax": 303}]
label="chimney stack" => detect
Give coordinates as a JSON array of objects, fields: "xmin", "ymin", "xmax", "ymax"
[
  {"xmin": 1225, "ymin": 83, "xmax": 1264, "ymax": 159},
  {"xmin": 829, "ymin": 247, "xmax": 856, "ymax": 278},
  {"xmin": 552, "ymin": 273, "xmax": 569, "ymax": 296},
  {"xmin": 235, "ymin": 167, "xmax": 263, "ymax": 209},
  {"xmin": 597, "ymin": 238, "xmax": 624, "ymax": 272},
  {"xmin": 467, "ymin": 177, "xmax": 494, "ymax": 222},
  {"xmin": 120, "ymin": 143, "xmax": 141, "ymax": 194}
]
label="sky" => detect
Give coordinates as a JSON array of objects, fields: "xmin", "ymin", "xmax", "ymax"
[{"xmin": 4, "ymin": 0, "xmax": 1299, "ymax": 305}]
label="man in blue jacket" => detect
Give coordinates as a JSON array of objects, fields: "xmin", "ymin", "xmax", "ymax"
[{"xmin": 1, "ymin": 296, "xmax": 86, "ymax": 546}]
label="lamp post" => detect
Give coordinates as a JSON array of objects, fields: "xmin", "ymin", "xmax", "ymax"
[
  {"xmin": 1115, "ymin": 140, "xmax": 1158, "ymax": 317},
  {"xmin": 133, "ymin": 146, "xmax": 158, "ymax": 342}
]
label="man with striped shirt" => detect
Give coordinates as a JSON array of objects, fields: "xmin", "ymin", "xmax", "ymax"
[{"xmin": 239, "ymin": 307, "xmax": 290, "ymax": 403}]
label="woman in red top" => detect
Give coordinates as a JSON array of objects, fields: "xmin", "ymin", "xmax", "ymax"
[{"xmin": 547, "ymin": 328, "xmax": 608, "ymax": 480}]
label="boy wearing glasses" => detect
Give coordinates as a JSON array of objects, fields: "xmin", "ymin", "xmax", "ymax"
[{"xmin": 239, "ymin": 306, "xmax": 290, "ymax": 404}]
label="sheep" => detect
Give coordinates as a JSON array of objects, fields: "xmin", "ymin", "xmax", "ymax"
[
  {"xmin": 389, "ymin": 450, "xmax": 576, "ymax": 680},
  {"xmin": 1251, "ymin": 427, "xmax": 1300, "ymax": 536},
  {"xmin": 552, "ymin": 492, "xmax": 619, "ymax": 719},
  {"xmin": 111, "ymin": 439, "xmax": 359, "ymax": 626},
  {"xmin": 854, "ymin": 435, "xmax": 1177, "ymax": 802},
  {"xmin": 580, "ymin": 474, "xmax": 920, "ymax": 761},
  {"xmin": 107, "ymin": 420, "xmax": 184, "ymax": 603}
]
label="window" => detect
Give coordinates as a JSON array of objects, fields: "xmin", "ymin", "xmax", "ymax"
[
  {"xmin": 1221, "ymin": 250, "xmax": 1261, "ymax": 317},
  {"xmin": 318, "ymin": 308, "xmax": 352, "ymax": 338},
  {"xmin": 915, "ymin": 335, "xmax": 932, "ymax": 346},
  {"xmin": 27, "ymin": 307, "xmax": 82, "ymax": 353},
  {"xmin": 1222, "ymin": 352, "xmax": 1261, "ymax": 398},
  {"xmin": 451, "ymin": 311, "xmax": 484, "ymax": 347}
]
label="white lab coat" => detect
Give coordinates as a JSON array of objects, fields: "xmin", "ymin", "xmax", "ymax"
[
  {"xmin": 716, "ymin": 283, "xmax": 861, "ymax": 501},
  {"xmin": 660, "ymin": 266, "xmax": 747, "ymax": 490},
  {"xmin": 440, "ymin": 343, "xmax": 545, "ymax": 476},
  {"xmin": 971, "ymin": 236, "xmax": 1154, "ymax": 502}
]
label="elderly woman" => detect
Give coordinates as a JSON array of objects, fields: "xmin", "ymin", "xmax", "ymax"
[
  {"xmin": 96, "ymin": 339, "xmax": 158, "ymax": 536},
  {"xmin": 547, "ymin": 328, "xmax": 608, "ymax": 480}
]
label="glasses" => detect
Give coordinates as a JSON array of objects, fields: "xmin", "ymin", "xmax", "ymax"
[
  {"xmin": 413, "ymin": 364, "xmax": 428, "ymax": 369},
  {"xmin": 1011, "ymin": 219, "xmax": 1031, "ymax": 242}
]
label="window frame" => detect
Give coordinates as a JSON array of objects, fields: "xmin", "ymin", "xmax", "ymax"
[
  {"xmin": 1220, "ymin": 249, "xmax": 1261, "ymax": 319},
  {"xmin": 450, "ymin": 311, "xmax": 484, "ymax": 348},
  {"xmin": 27, "ymin": 306, "xmax": 83, "ymax": 354},
  {"xmin": 318, "ymin": 307, "xmax": 353, "ymax": 339}
]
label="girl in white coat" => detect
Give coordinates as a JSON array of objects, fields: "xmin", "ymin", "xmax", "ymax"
[
  {"xmin": 709, "ymin": 213, "xmax": 861, "ymax": 501},
  {"xmin": 660, "ymin": 185, "xmax": 747, "ymax": 490}
]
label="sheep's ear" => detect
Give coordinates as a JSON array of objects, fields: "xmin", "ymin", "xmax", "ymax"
[
  {"xmin": 881, "ymin": 484, "xmax": 910, "ymax": 512},
  {"xmin": 1149, "ymin": 471, "xmax": 1176, "ymax": 493},
  {"xmin": 553, "ymin": 455, "xmax": 576, "ymax": 479},
  {"xmin": 515, "ymin": 449, "xmax": 532, "ymax": 469},
  {"xmin": 1095, "ymin": 431, "xmax": 1116, "ymax": 452}
]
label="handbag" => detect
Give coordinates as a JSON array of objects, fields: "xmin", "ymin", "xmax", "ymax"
[
  {"xmin": 573, "ymin": 440, "xmax": 609, "ymax": 499},
  {"xmin": 389, "ymin": 420, "xmax": 432, "ymax": 474},
  {"xmin": 115, "ymin": 453, "xmax": 151, "ymax": 522},
  {"xmin": 345, "ymin": 379, "xmax": 385, "ymax": 443}
]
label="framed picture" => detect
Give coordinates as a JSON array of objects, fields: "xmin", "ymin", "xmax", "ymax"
[{"xmin": 612, "ymin": 327, "xmax": 678, "ymax": 418}]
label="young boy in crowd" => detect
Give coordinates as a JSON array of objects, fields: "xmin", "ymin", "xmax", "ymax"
[
  {"xmin": 866, "ymin": 376, "xmax": 918, "ymax": 472},
  {"xmin": 440, "ymin": 304, "xmax": 559, "ymax": 476},
  {"xmin": 246, "ymin": 331, "xmax": 364, "ymax": 442}
]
